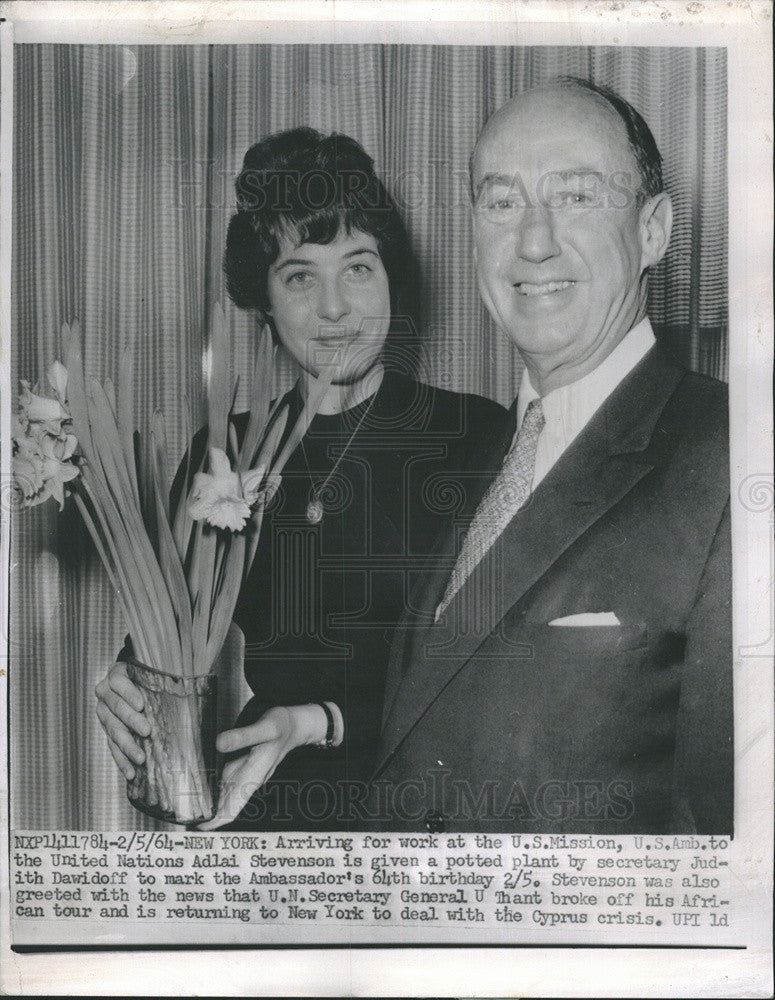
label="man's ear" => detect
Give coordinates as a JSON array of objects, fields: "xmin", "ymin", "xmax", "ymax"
[{"xmin": 639, "ymin": 191, "xmax": 673, "ymax": 269}]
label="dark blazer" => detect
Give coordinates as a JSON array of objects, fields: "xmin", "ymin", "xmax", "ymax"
[{"xmin": 368, "ymin": 345, "xmax": 733, "ymax": 835}]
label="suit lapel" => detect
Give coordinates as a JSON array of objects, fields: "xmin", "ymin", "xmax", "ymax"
[{"xmin": 376, "ymin": 346, "xmax": 684, "ymax": 772}]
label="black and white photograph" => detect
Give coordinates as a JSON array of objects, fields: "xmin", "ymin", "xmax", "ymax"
[
  {"xmin": 7, "ymin": 32, "xmax": 736, "ymax": 836},
  {"xmin": 0, "ymin": 1, "xmax": 772, "ymax": 995}
]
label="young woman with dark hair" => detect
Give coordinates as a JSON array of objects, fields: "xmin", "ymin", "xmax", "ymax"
[{"xmin": 95, "ymin": 128, "xmax": 506, "ymax": 830}]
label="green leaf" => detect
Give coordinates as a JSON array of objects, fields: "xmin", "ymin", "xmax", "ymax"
[
  {"xmin": 191, "ymin": 519, "xmax": 218, "ymax": 676},
  {"xmin": 61, "ymin": 322, "xmax": 96, "ymax": 465},
  {"xmin": 206, "ymin": 532, "xmax": 246, "ymax": 666},
  {"xmin": 87, "ymin": 389, "xmax": 183, "ymax": 675},
  {"xmin": 244, "ymin": 406, "xmax": 288, "ymax": 573},
  {"xmin": 117, "ymin": 342, "xmax": 140, "ymax": 509},
  {"xmin": 78, "ymin": 472, "xmax": 166, "ymax": 670},
  {"xmin": 206, "ymin": 303, "xmax": 232, "ymax": 454},
  {"xmin": 171, "ymin": 393, "xmax": 200, "ymax": 564},
  {"xmin": 151, "ymin": 413, "xmax": 194, "ymax": 676},
  {"xmin": 244, "ymin": 505, "xmax": 265, "ymax": 583},
  {"xmin": 237, "ymin": 326, "xmax": 274, "ymax": 472},
  {"xmin": 88, "ymin": 378, "xmax": 137, "ymax": 508},
  {"xmin": 72, "ymin": 488, "xmax": 153, "ymax": 664},
  {"xmin": 151, "ymin": 410, "xmax": 171, "ymax": 523},
  {"xmin": 103, "ymin": 377, "xmax": 117, "ymax": 418}
]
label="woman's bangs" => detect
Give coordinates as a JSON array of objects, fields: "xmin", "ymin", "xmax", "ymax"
[{"xmin": 275, "ymin": 203, "xmax": 375, "ymax": 251}]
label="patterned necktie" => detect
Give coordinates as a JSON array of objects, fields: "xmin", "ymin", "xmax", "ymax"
[{"xmin": 436, "ymin": 397, "xmax": 545, "ymax": 619}]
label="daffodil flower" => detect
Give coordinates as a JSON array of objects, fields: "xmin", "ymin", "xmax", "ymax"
[
  {"xmin": 19, "ymin": 379, "xmax": 71, "ymax": 435},
  {"xmin": 46, "ymin": 360, "xmax": 68, "ymax": 403},
  {"xmin": 12, "ymin": 412, "xmax": 29, "ymax": 439},
  {"xmin": 38, "ymin": 434, "xmax": 80, "ymax": 508},
  {"xmin": 12, "ymin": 429, "xmax": 80, "ymax": 509},
  {"xmin": 13, "ymin": 370, "xmax": 80, "ymax": 511},
  {"xmin": 187, "ymin": 447, "xmax": 261, "ymax": 531},
  {"xmin": 12, "ymin": 452, "xmax": 46, "ymax": 502}
]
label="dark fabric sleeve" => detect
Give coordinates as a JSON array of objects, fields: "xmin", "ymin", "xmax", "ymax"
[
  {"xmin": 234, "ymin": 647, "xmax": 384, "ymax": 763},
  {"xmin": 672, "ymin": 500, "xmax": 733, "ymax": 835},
  {"xmin": 116, "ymin": 636, "xmax": 133, "ymax": 663},
  {"xmin": 237, "ymin": 668, "xmax": 349, "ymax": 722}
]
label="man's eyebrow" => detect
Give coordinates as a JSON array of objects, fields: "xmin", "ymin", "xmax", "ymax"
[
  {"xmin": 475, "ymin": 168, "xmax": 604, "ymax": 190},
  {"xmin": 553, "ymin": 169, "xmax": 604, "ymax": 182},
  {"xmin": 273, "ymin": 247, "xmax": 379, "ymax": 271},
  {"xmin": 477, "ymin": 172, "xmax": 517, "ymax": 185},
  {"xmin": 474, "ymin": 172, "xmax": 520, "ymax": 192}
]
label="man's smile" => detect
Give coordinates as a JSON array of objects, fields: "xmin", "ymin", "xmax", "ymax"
[{"xmin": 514, "ymin": 280, "xmax": 576, "ymax": 297}]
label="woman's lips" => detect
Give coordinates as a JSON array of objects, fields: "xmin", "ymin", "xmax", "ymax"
[{"xmin": 514, "ymin": 280, "xmax": 575, "ymax": 296}]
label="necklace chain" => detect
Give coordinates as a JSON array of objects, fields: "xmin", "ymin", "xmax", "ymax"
[{"xmin": 299, "ymin": 392, "xmax": 376, "ymax": 524}]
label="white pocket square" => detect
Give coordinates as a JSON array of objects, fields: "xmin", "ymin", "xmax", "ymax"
[{"xmin": 548, "ymin": 612, "xmax": 621, "ymax": 627}]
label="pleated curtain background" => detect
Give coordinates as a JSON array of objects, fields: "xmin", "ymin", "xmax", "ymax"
[{"xmin": 11, "ymin": 43, "xmax": 728, "ymax": 829}]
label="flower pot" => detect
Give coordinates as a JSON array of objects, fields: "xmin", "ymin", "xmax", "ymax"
[{"xmin": 125, "ymin": 659, "xmax": 218, "ymax": 825}]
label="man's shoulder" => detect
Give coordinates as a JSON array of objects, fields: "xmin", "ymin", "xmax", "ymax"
[
  {"xmin": 647, "ymin": 357, "xmax": 730, "ymax": 493},
  {"xmin": 674, "ymin": 364, "xmax": 728, "ymax": 406},
  {"xmin": 669, "ymin": 365, "xmax": 729, "ymax": 437},
  {"xmin": 639, "ymin": 344, "xmax": 729, "ymax": 439}
]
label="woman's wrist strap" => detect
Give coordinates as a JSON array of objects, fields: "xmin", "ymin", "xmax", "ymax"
[{"xmin": 314, "ymin": 702, "xmax": 336, "ymax": 749}]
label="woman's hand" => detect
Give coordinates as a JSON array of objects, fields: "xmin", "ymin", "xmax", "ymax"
[
  {"xmin": 198, "ymin": 703, "xmax": 331, "ymax": 830},
  {"xmin": 94, "ymin": 662, "xmax": 151, "ymax": 780}
]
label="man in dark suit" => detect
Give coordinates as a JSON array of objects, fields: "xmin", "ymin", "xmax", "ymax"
[{"xmin": 367, "ymin": 78, "xmax": 732, "ymax": 835}]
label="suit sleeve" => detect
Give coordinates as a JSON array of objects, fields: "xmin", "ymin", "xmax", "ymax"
[{"xmin": 672, "ymin": 499, "xmax": 733, "ymax": 835}]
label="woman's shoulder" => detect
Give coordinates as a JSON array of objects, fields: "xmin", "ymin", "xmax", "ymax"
[
  {"xmin": 426, "ymin": 382, "xmax": 506, "ymax": 420},
  {"xmin": 386, "ymin": 372, "xmax": 507, "ymax": 431},
  {"xmin": 222, "ymin": 383, "xmax": 299, "ymax": 444}
]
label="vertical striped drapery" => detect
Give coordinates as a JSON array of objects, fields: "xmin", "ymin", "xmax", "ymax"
[{"xmin": 11, "ymin": 43, "xmax": 728, "ymax": 828}]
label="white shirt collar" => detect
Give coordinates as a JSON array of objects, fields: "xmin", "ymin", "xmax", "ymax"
[{"xmin": 515, "ymin": 317, "xmax": 657, "ymax": 444}]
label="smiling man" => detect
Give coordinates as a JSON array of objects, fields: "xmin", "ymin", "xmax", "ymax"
[{"xmin": 370, "ymin": 78, "xmax": 733, "ymax": 835}]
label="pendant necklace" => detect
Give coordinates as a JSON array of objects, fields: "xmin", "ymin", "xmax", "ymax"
[{"xmin": 300, "ymin": 392, "xmax": 376, "ymax": 525}]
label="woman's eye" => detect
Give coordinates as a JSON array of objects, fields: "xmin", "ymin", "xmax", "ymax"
[
  {"xmin": 285, "ymin": 271, "xmax": 313, "ymax": 288},
  {"xmin": 346, "ymin": 262, "xmax": 372, "ymax": 278}
]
